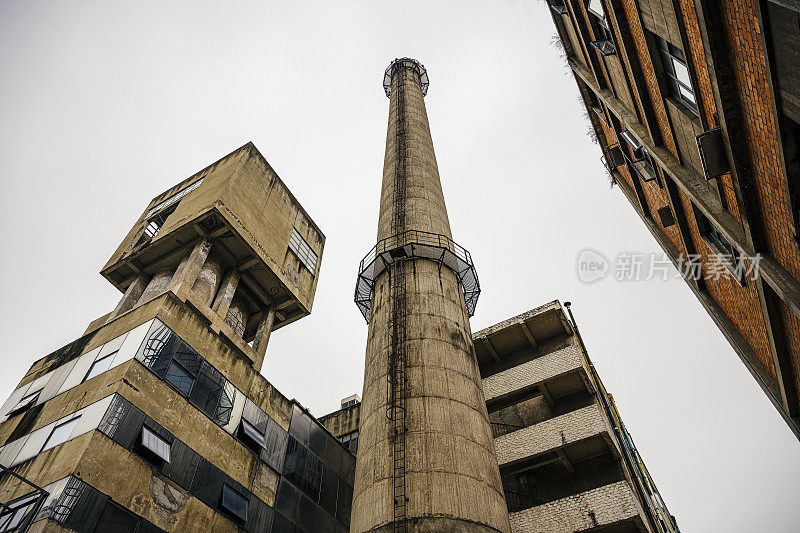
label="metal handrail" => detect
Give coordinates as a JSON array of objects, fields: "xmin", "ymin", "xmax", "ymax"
[{"xmin": 354, "ymin": 230, "xmax": 480, "ymax": 322}]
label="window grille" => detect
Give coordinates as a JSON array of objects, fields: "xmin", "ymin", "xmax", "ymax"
[
  {"xmin": 0, "ymin": 492, "xmax": 41, "ymax": 532},
  {"xmin": 140, "ymin": 426, "xmax": 171, "ymax": 463},
  {"xmin": 145, "ymin": 178, "xmax": 204, "ymax": 218},
  {"xmin": 289, "ymin": 228, "xmax": 318, "ymax": 273}
]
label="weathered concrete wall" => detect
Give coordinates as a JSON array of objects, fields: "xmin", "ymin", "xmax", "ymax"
[
  {"xmin": 319, "ymin": 403, "xmax": 361, "ymax": 439},
  {"xmin": 508, "ymin": 481, "xmax": 641, "ymax": 533},
  {"xmin": 351, "ymin": 63, "xmax": 509, "ymax": 533}
]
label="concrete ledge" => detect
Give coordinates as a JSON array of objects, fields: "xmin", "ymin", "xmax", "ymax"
[
  {"xmin": 482, "ymin": 344, "xmax": 584, "ymax": 403},
  {"xmin": 494, "ymin": 404, "xmax": 606, "ymax": 467},
  {"xmin": 508, "ymin": 481, "xmax": 640, "ymax": 533}
]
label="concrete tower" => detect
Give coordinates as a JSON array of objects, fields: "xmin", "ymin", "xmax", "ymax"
[{"xmin": 352, "ymin": 59, "xmax": 510, "ymax": 532}]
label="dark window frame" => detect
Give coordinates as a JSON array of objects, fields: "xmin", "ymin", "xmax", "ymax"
[
  {"xmin": 134, "ymin": 425, "xmax": 172, "ymax": 466},
  {"xmin": 653, "ymin": 35, "xmax": 698, "ymax": 115},
  {"xmin": 219, "ymin": 483, "xmax": 248, "ymax": 523},
  {"xmin": 695, "ymin": 209, "xmax": 745, "ymax": 285},
  {"xmin": 164, "ymin": 359, "xmax": 196, "ymax": 396},
  {"xmin": 237, "ymin": 419, "xmax": 266, "ymax": 455},
  {"xmin": 7, "ymin": 389, "xmax": 42, "ymax": 418},
  {"xmin": 586, "ymin": 0, "xmax": 616, "ymax": 55}
]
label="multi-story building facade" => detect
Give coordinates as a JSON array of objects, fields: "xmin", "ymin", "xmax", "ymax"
[
  {"xmin": 546, "ymin": 0, "xmax": 800, "ymax": 439},
  {"xmin": 0, "ymin": 143, "xmax": 357, "ymax": 532},
  {"xmin": 321, "ymin": 301, "xmax": 678, "ymax": 533}
]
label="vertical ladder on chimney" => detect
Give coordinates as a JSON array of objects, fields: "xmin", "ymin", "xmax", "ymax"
[{"xmin": 387, "ymin": 64, "xmax": 408, "ymax": 532}]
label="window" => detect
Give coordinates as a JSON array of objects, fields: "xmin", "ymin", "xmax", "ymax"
[
  {"xmin": 780, "ymin": 115, "xmax": 800, "ymax": 239},
  {"xmin": 587, "ymin": 0, "xmax": 615, "ymax": 55},
  {"xmin": 165, "ymin": 360, "xmax": 195, "ymax": 396},
  {"xmin": 82, "ymin": 352, "xmax": 117, "ymax": 383},
  {"xmin": 696, "ymin": 210, "xmax": 743, "ymax": 282},
  {"xmin": 620, "ymin": 130, "xmax": 657, "ymax": 182},
  {"xmin": 135, "ymin": 204, "xmax": 177, "ymax": 248},
  {"xmin": 550, "ymin": 0, "xmax": 568, "ymax": 14},
  {"xmin": 137, "ymin": 426, "xmax": 171, "ymax": 464},
  {"xmin": 288, "ymin": 228, "xmax": 318, "ymax": 274},
  {"xmin": 238, "ymin": 419, "xmax": 266, "ymax": 454},
  {"xmin": 654, "ymin": 35, "xmax": 697, "ymax": 113},
  {"xmin": 220, "ymin": 484, "xmax": 248, "ymax": 522},
  {"xmin": 145, "ymin": 178, "xmax": 204, "ymax": 218},
  {"xmin": 0, "ymin": 492, "xmax": 41, "ymax": 532},
  {"xmin": 41, "ymin": 416, "xmax": 80, "ymax": 452},
  {"xmin": 339, "ymin": 430, "xmax": 359, "ymax": 455},
  {"xmin": 7, "ymin": 390, "xmax": 41, "ymax": 418}
]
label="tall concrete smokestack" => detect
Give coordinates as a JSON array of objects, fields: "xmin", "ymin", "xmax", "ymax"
[{"xmin": 352, "ymin": 58, "xmax": 510, "ymax": 532}]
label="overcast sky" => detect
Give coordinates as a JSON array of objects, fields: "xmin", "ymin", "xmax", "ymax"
[{"xmin": 1, "ymin": 2, "xmax": 798, "ymax": 531}]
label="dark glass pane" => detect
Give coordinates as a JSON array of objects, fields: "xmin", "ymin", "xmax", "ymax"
[
  {"xmin": 271, "ymin": 511, "xmax": 295, "ymax": 533},
  {"xmin": 137, "ymin": 322, "xmax": 177, "ymax": 376},
  {"xmin": 189, "ymin": 363, "xmax": 224, "ymax": 418},
  {"xmin": 165, "ymin": 361, "xmax": 194, "ymax": 396},
  {"xmin": 288, "ymin": 406, "xmax": 312, "ymax": 446},
  {"xmin": 94, "ymin": 502, "xmax": 139, "ymax": 533},
  {"xmin": 308, "ymin": 423, "xmax": 327, "ymax": 458},
  {"xmin": 262, "ymin": 417, "xmax": 288, "ymax": 473},
  {"xmin": 283, "ymin": 437, "xmax": 322, "ymax": 500},
  {"xmin": 220, "ymin": 484, "xmax": 248, "ymax": 522},
  {"xmin": 171, "ymin": 339, "xmax": 202, "ymax": 375},
  {"xmin": 274, "ymin": 479, "xmax": 300, "ymax": 522},
  {"xmin": 336, "ymin": 478, "xmax": 352, "ymax": 526},
  {"xmin": 318, "ymin": 467, "xmax": 338, "ymax": 515}
]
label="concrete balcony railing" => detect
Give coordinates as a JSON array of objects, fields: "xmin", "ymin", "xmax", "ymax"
[
  {"xmin": 493, "ymin": 404, "xmax": 606, "ymax": 467},
  {"xmin": 482, "ymin": 343, "xmax": 584, "ymax": 404},
  {"xmin": 508, "ymin": 481, "xmax": 641, "ymax": 533}
]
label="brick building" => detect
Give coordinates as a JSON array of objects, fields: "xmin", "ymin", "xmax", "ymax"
[
  {"xmin": 546, "ymin": 0, "xmax": 800, "ymax": 438},
  {"xmin": 321, "ymin": 301, "xmax": 679, "ymax": 533},
  {"xmin": 0, "ymin": 143, "xmax": 356, "ymax": 532}
]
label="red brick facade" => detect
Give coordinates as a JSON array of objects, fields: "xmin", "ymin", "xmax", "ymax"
[{"xmin": 548, "ymin": 0, "xmax": 800, "ymax": 438}]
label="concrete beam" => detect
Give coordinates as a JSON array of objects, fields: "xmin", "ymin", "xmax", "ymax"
[
  {"xmin": 483, "ymin": 337, "xmax": 501, "ymax": 362},
  {"xmin": 519, "ymin": 322, "xmax": 538, "ymax": 350}
]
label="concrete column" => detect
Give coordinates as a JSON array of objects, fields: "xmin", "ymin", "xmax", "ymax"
[
  {"xmin": 192, "ymin": 254, "xmax": 224, "ymax": 306},
  {"xmin": 106, "ymin": 274, "xmax": 148, "ymax": 323},
  {"xmin": 211, "ymin": 269, "xmax": 241, "ymax": 319},
  {"xmin": 253, "ymin": 305, "xmax": 276, "ymax": 367},
  {"xmin": 351, "ymin": 60, "xmax": 510, "ymax": 533},
  {"xmin": 135, "ymin": 267, "xmax": 174, "ymax": 307},
  {"xmin": 168, "ymin": 238, "xmax": 212, "ymax": 298}
]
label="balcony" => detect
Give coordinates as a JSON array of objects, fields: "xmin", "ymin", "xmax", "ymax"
[{"xmin": 507, "ymin": 481, "xmax": 644, "ymax": 533}]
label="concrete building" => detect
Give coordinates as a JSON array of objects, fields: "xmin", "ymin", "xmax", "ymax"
[
  {"xmin": 545, "ymin": 0, "xmax": 800, "ymax": 438},
  {"xmin": 0, "ymin": 143, "xmax": 357, "ymax": 532},
  {"xmin": 322, "ymin": 301, "xmax": 679, "ymax": 533}
]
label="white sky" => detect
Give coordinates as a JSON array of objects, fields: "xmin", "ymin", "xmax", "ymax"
[{"xmin": 1, "ymin": 2, "xmax": 798, "ymax": 531}]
